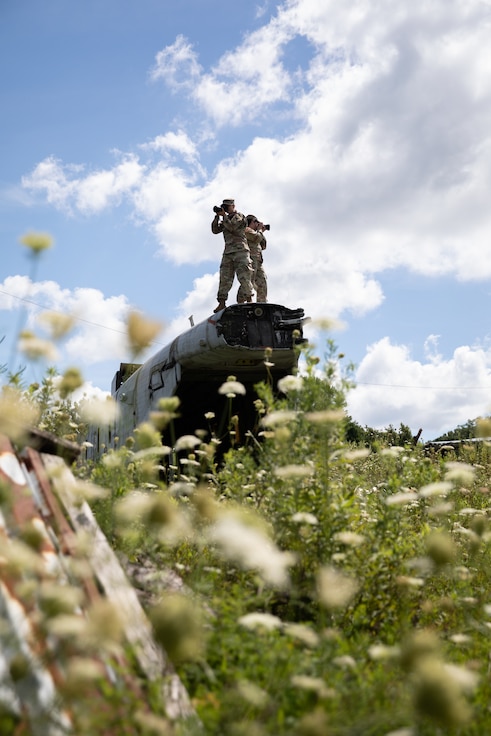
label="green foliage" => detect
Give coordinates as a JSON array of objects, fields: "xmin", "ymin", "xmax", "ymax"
[
  {"xmin": 0, "ymin": 365, "xmax": 89, "ymax": 445},
  {"xmin": 6, "ymin": 338, "xmax": 491, "ymax": 734},
  {"xmin": 345, "ymin": 416, "xmax": 416, "ymax": 448},
  {"xmin": 434, "ymin": 417, "xmax": 481, "ymax": 442}
]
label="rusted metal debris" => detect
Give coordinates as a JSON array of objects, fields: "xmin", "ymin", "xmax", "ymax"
[{"xmin": 0, "ymin": 430, "xmax": 196, "ymax": 734}]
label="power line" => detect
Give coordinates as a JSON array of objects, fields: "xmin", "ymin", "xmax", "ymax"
[
  {"xmin": 0, "ymin": 288, "xmax": 166, "ymax": 346},
  {"xmin": 355, "ymin": 381, "xmax": 491, "ymax": 391},
  {"xmin": 2, "ymin": 287, "xmax": 491, "ymax": 393}
]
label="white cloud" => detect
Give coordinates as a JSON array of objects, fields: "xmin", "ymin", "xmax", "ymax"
[
  {"xmin": 0, "ymin": 276, "xmax": 149, "ymax": 370},
  {"xmin": 3, "ymin": 272, "xmax": 490, "ymax": 439},
  {"xmin": 61, "ymin": 288, "xmax": 134, "ymax": 364},
  {"xmin": 22, "ymin": 154, "xmax": 144, "ymax": 215},
  {"xmin": 140, "ymin": 131, "xmax": 201, "ymax": 164},
  {"xmin": 192, "ymin": 21, "xmax": 294, "ymax": 127},
  {"xmin": 21, "ymin": 156, "xmax": 81, "ymax": 212},
  {"xmin": 149, "ymin": 34, "xmax": 202, "ymax": 89},
  {"xmin": 74, "ymin": 155, "xmax": 144, "ymax": 213},
  {"xmin": 21, "ymin": 0, "xmax": 491, "ymax": 288},
  {"xmin": 347, "ymin": 337, "xmax": 491, "ymax": 438},
  {"xmin": 13, "ymin": 0, "xmax": 491, "ymax": 438}
]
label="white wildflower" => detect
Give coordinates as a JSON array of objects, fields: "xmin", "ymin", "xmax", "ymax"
[
  {"xmin": 283, "ymin": 623, "xmax": 320, "ymax": 648},
  {"xmin": 428, "ymin": 501, "xmax": 454, "ymax": 516},
  {"xmin": 332, "ymin": 552, "xmax": 346, "ymax": 563},
  {"xmin": 261, "ymin": 410, "xmax": 299, "ymax": 427},
  {"xmin": 65, "ymin": 656, "xmax": 105, "ymax": 684},
  {"xmin": 208, "ymin": 516, "xmax": 296, "ymax": 587},
  {"xmin": 277, "ymin": 375, "xmax": 304, "ymax": 393},
  {"xmin": 418, "ymin": 481, "xmax": 453, "ymax": 498},
  {"xmin": 455, "ymin": 570, "xmax": 473, "ymax": 582},
  {"xmin": 274, "ymin": 465, "xmax": 314, "ymax": 478},
  {"xmin": 80, "ymin": 396, "xmax": 119, "ymax": 425},
  {"xmin": 0, "ymin": 392, "xmax": 40, "ymax": 440},
  {"xmin": 368, "ymin": 644, "xmax": 400, "ymax": 660},
  {"xmin": 443, "ymin": 663, "xmax": 479, "ymax": 693},
  {"xmin": 317, "ymin": 566, "xmax": 358, "ymax": 610},
  {"xmin": 291, "ymin": 512, "xmax": 318, "ymax": 525},
  {"xmin": 45, "ymin": 614, "xmax": 88, "ymax": 639},
  {"xmin": 341, "ymin": 448, "xmax": 371, "ymax": 461},
  {"xmin": 101, "ymin": 452, "xmax": 123, "ymax": 468},
  {"xmin": 334, "ymin": 531, "xmax": 365, "ymax": 547},
  {"xmin": 304, "ymin": 409, "xmax": 345, "ymax": 424},
  {"xmin": 238, "ymin": 613, "xmax": 282, "ymax": 631},
  {"xmin": 168, "ymin": 481, "xmax": 195, "ymax": 497},
  {"xmin": 449, "ymin": 634, "xmax": 472, "ymax": 645},
  {"xmin": 380, "ymin": 446, "xmax": 406, "ymax": 456},
  {"xmin": 396, "ymin": 576, "xmax": 425, "ymax": 588},
  {"xmin": 386, "ymin": 491, "xmax": 419, "ymax": 507},
  {"xmin": 67, "ymin": 480, "xmax": 109, "ymax": 503},
  {"xmin": 20, "ymin": 231, "xmax": 53, "ymax": 253},
  {"xmin": 310, "ymin": 317, "xmax": 345, "ymax": 331},
  {"xmin": 218, "ymin": 380, "xmax": 246, "ymax": 396},
  {"xmin": 18, "ymin": 334, "xmax": 59, "ymax": 362},
  {"xmin": 235, "ymin": 680, "xmax": 269, "ymax": 706},
  {"xmin": 132, "ymin": 446, "xmax": 172, "ymax": 461},
  {"xmin": 0, "ymin": 538, "xmax": 46, "ymax": 575},
  {"xmin": 444, "ymin": 462, "xmax": 475, "ymax": 484},
  {"xmin": 127, "ymin": 311, "xmax": 163, "ymax": 356},
  {"xmin": 333, "ymin": 655, "xmax": 357, "ymax": 669},
  {"xmin": 290, "ymin": 675, "xmax": 334, "ymax": 698},
  {"xmin": 175, "ymin": 434, "xmax": 201, "ymax": 451},
  {"xmin": 452, "ymin": 526, "xmax": 478, "ymax": 544},
  {"xmin": 38, "ymin": 310, "xmax": 75, "ymax": 339}
]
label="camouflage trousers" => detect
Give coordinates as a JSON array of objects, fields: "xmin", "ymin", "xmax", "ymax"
[
  {"xmin": 217, "ymin": 250, "xmax": 254, "ymax": 303},
  {"xmin": 237, "ymin": 254, "xmax": 267, "ymax": 302}
]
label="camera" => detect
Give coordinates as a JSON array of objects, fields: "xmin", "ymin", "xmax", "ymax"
[
  {"xmin": 213, "ymin": 205, "xmax": 223, "ymax": 214},
  {"xmin": 263, "ymin": 224, "xmax": 270, "ymax": 231}
]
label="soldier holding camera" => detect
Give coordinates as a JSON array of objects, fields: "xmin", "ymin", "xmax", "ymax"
[
  {"xmin": 211, "ymin": 198, "xmax": 254, "ymax": 313},
  {"xmin": 237, "ymin": 215, "xmax": 268, "ymax": 303}
]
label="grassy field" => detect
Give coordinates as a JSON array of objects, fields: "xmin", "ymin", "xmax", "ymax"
[
  {"xmin": 2, "ymin": 321, "xmax": 491, "ymax": 734},
  {"xmin": 82, "ymin": 346, "xmax": 491, "ymax": 735}
]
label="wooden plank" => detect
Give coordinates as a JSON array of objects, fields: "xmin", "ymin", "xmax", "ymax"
[
  {"xmin": 42, "ymin": 454, "xmax": 196, "ymax": 721},
  {"xmin": 21, "ymin": 446, "xmax": 101, "ymax": 603}
]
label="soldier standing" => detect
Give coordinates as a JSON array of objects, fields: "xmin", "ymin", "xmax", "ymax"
[
  {"xmin": 238, "ymin": 214, "xmax": 268, "ymax": 303},
  {"xmin": 211, "ymin": 198, "xmax": 254, "ymax": 313}
]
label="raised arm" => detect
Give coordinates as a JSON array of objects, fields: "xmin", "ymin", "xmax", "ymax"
[{"xmin": 211, "ymin": 214, "xmax": 224, "ymax": 234}]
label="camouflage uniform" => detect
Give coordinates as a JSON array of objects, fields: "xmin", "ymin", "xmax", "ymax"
[
  {"xmin": 212, "ymin": 208, "xmax": 253, "ymax": 304},
  {"xmin": 238, "ymin": 228, "xmax": 267, "ymax": 303}
]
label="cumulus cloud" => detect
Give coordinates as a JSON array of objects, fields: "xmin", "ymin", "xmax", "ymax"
[
  {"xmin": 347, "ymin": 338, "xmax": 491, "ymax": 439},
  {"xmin": 149, "ymin": 34, "xmax": 202, "ymax": 89},
  {"xmin": 22, "ymin": 154, "xmax": 144, "ymax": 214},
  {"xmin": 193, "ymin": 21, "xmax": 295, "ymax": 127},
  {"xmin": 13, "ymin": 0, "xmax": 491, "ymax": 437},
  {"xmin": 0, "ymin": 276, "xmax": 165, "ymax": 371},
  {"xmin": 139, "ymin": 131, "xmax": 201, "ymax": 165},
  {"xmin": 22, "ymin": 0, "xmax": 491, "ymax": 284}
]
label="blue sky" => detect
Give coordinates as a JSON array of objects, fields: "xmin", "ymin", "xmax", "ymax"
[{"xmin": 2, "ymin": 0, "xmax": 491, "ymax": 440}]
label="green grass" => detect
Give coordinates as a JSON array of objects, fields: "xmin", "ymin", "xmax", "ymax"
[
  {"xmin": 83, "ymin": 350, "xmax": 491, "ymax": 735},
  {"xmin": 3, "ymin": 338, "xmax": 491, "ymax": 734}
]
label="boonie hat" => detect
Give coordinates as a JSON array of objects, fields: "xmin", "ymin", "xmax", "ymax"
[{"xmin": 222, "ymin": 198, "xmax": 235, "ymax": 206}]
